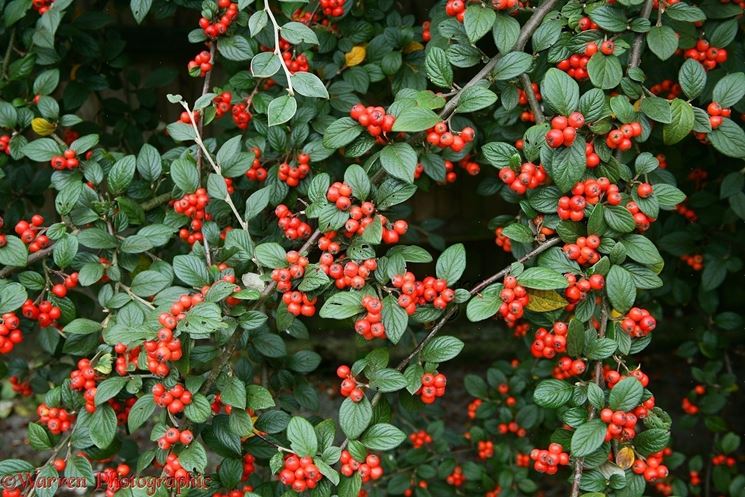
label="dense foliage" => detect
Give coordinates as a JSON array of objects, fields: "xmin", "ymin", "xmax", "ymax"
[{"xmin": 0, "ymin": 0, "xmax": 743, "ymax": 496}]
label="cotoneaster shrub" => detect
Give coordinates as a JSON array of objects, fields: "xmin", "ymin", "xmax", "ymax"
[{"xmin": 0, "ymin": 0, "xmax": 743, "ymax": 496}]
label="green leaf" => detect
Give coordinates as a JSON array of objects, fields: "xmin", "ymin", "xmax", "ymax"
[
  {"xmin": 713, "ymin": 73, "xmax": 745, "ymax": 108},
  {"xmin": 0, "ymin": 236, "xmax": 27, "ymax": 268},
  {"xmin": 534, "ymin": 379, "xmax": 573, "ymax": 408},
  {"xmin": 382, "ymin": 295, "xmax": 408, "ymax": 344},
  {"xmin": 640, "ymin": 96, "xmax": 672, "ymax": 124},
  {"xmin": 179, "ymin": 441, "xmax": 208, "ymax": 473},
  {"xmin": 391, "ymin": 107, "xmax": 440, "ymax": 132},
  {"xmin": 173, "ymin": 254, "xmax": 210, "ymax": 286},
  {"xmin": 94, "ymin": 377, "xmax": 128, "ymax": 405},
  {"xmin": 0, "ymin": 283, "xmax": 27, "ymax": 314},
  {"xmin": 492, "ymin": 14, "xmax": 520, "ymax": 53},
  {"xmin": 621, "ymin": 235, "xmax": 663, "ymax": 265},
  {"xmin": 267, "ymin": 95, "xmax": 297, "ymax": 126},
  {"xmin": 23, "ymin": 138, "xmax": 61, "ymax": 161},
  {"xmin": 634, "ymin": 429, "xmax": 670, "ymax": 456},
  {"xmin": 435, "ymin": 243, "xmax": 466, "ymax": 284},
  {"xmin": 517, "ymin": 267, "xmax": 568, "ymax": 290},
  {"xmin": 464, "ymin": 4, "xmax": 496, "ymax": 43},
  {"xmin": 425, "ymin": 47, "xmax": 453, "ymax": 88},
  {"xmin": 541, "ymin": 68, "xmax": 579, "ymax": 117},
  {"xmin": 361, "ymin": 423, "xmax": 406, "ymax": 450},
  {"xmin": 319, "ymin": 291, "xmax": 363, "ymax": 319},
  {"xmin": 492, "ymin": 52, "xmax": 533, "ymax": 81},
  {"xmin": 606, "ymin": 265, "xmax": 636, "ymax": 313},
  {"xmin": 323, "ymin": 118, "xmax": 363, "ymax": 148},
  {"xmin": 609, "ymin": 377, "xmax": 644, "ymax": 411},
  {"xmin": 288, "ymin": 417, "xmax": 319, "ymax": 456},
  {"xmin": 251, "ymin": 52, "xmax": 281, "ymax": 78},
  {"xmin": 128, "ymin": 394, "xmax": 155, "ymax": 432},
  {"xmin": 254, "ymin": 242, "xmax": 287, "ymax": 268},
  {"xmin": 130, "ymin": 0, "xmax": 152, "ymax": 23},
  {"xmin": 171, "ymin": 159, "xmax": 199, "ymax": 193},
  {"xmin": 421, "ymin": 335, "xmax": 464, "ymax": 363},
  {"xmin": 63, "ymin": 318, "xmax": 102, "ymax": 335},
  {"xmin": 457, "ymin": 85, "xmax": 498, "ymax": 113},
  {"xmin": 604, "ymin": 205, "xmax": 636, "ymax": 233},
  {"xmin": 571, "ymin": 419, "xmax": 606, "ymax": 456},
  {"xmin": 340, "ymin": 397, "xmax": 372, "ymax": 440},
  {"xmin": 291, "ymin": 72, "xmax": 329, "ymax": 99},
  {"xmin": 710, "ymin": 119, "xmax": 745, "ymax": 158},
  {"xmin": 28, "ymin": 422, "xmax": 52, "ymax": 450},
  {"xmin": 368, "ymin": 369, "xmax": 408, "ymax": 392},
  {"xmin": 678, "ymin": 58, "xmax": 706, "ymax": 100},
  {"xmin": 90, "ymin": 405, "xmax": 117, "ymax": 448},
  {"xmin": 663, "ymin": 99, "xmax": 694, "ymax": 145},
  {"xmin": 466, "ymin": 290, "xmax": 500, "ymax": 322},
  {"xmin": 647, "ymin": 26, "xmax": 678, "ymax": 60},
  {"xmin": 588, "ymin": 53, "xmax": 622, "ymax": 90},
  {"xmin": 380, "ymin": 142, "xmax": 417, "ymax": 183}
]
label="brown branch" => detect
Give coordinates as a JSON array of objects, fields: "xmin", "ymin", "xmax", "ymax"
[
  {"xmin": 570, "ymin": 304, "xmax": 609, "ymax": 497},
  {"xmin": 627, "ymin": 0, "xmax": 655, "ymax": 72},
  {"xmin": 1, "ymin": 29, "xmax": 16, "ymax": 80},
  {"xmin": 439, "ymin": 0, "xmax": 562, "ymax": 118},
  {"xmin": 520, "ymin": 74, "xmax": 545, "ymax": 124}
]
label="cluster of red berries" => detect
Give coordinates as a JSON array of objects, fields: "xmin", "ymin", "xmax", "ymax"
[
  {"xmin": 530, "ymin": 444, "xmax": 569, "ymax": 474},
  {"xmin": 498, "ymin": 162, "xmax": 547, "ymax": 195},
  {"xmin": 15, "ymin": 215, "xmax": 50, "ymax": 252},
  {"xmin": 336, "ymin": 365, "xmax": 364, "ymax": 402},
  {"xmin": 282, "ymin": 290, "xmax": 317, "ymax": 316},
  {"xmin": 164, "ymin": 453, "xmax": 189, "ymax": 480},
  {"xmin": 10, "ymin": 376, "xmax": 32, "ymax": 396},
  {"xmin": 318, "ymin": 232, "xmax": 341, "ymax": 254},
  {"xmin": 684, "ymin": 39, "xmax": 727, "ymax": 70},
  {"xmin": 211, "ymin": 393, "xmax": 233, "ymax": 415},
  {"xmin": 467, "ymin": 398, "xmax": 482, "ymax": 419},
  {"xmin": 97, "ymin": 464, "xmax": 132, "ymax": 497},
  {"xmin": 246, "ymin": 147, "xmax": 267, "ymax": 181},
  {"xmin": 242, "ymin": 453, "xmax": 256, "ymax": 479},
  {"xmin": 556, "ymin": 43, "xmax": 597, "ymax": 80},
  {"xmin": 712, "ymin": 454, "xmax": 737, "ymax": 467},
  {"xmin": 327, "ymin": 181, "xmax": 354, "ymax": 210},
  {"xmin": 0, "ymin": 312, "xmax": 22, "ymax": 354},
  {"xmin": 279, "ymin": 455, "xmax": 323, "ymax": 492},
  {"xmin": 380, "ymin": 215, "xmax": 409, "ymax": 244},
  {"xmin": 545, "ymin": 112, "xmax": 585, "ymax": 148},
  {"xmin": 158, "ymin": 427, "xmax": 194, "ymax": 450},
  {"xmin": 321, "ymin": 255, "xmax": 377, "ymax": 290},
  {"xmin": 586, "ymin": 141, "xmax": 601, "ymax": 167},
  {"xmin": 174, "ymin": 188, "xmax": 211, "ymax": 245},
  {"xmin": 213, "ymin": 486, "xmax": 254, "ymax": 497},
  {"xmin": 70, "ymin": 358, "xmax": 98, "ymax": 413},
  {"xmin": 417, "ymin": 372, "xmax": 447, "ymax": 404},
  {"xmin": 49, "ymin": 272, "xmax": 78, "ymax": 299},
  {"xmin": 650, "ymin": 80, "xmax": 682, "ymax": 100},
  {"xmin": 278, "ymin": 39, "xmax": 309, "ymax": 74},
  {"xmin": 340, "ymin": 451, "xmax": 383, "ymax": 482},
  {"xmin": 632, "ymin": 449, "xmax": 671, "ymax": 482},
  {"xmin": 31, "ymin": 0, "xmax": 54, "ymax": 14},
  {"xmin": 50, "ymin": 149, "xmax": 80, "ymax": 170},
  {"xmin": 425, "ymin": 122, "xmax": 475, "ymax": 153},
  {"xmin": 515, "ymin": 453, "xmax": 531, "ymax": 468},
  {"xmin": 477, "ymin": 440, "xmax": 494, "ymax": 459},
  {"xmin": 278, "ymin": 153, "xmax": 311, "ymax": 187},
  {"xmin": 619, "ymin": 307, "xmax": 656, "ymax": 337},
  {"xmin": 681, "ymin": 253, "xmax": 704, "ymax": 270},
  {"xmin": 270, "ymin": 251, "xmax": 309, "ymax": 292},
  {"xmin": 563, "ymin": 235, "xmax": 601, "ymax": 266},
  {"xmin": 445, "ymin": 466, "xmax": 465, "ymax": 486},
  {"xmin": 354, "ymin": 295, "xmax": 386, "ymax": 340},
  {"xmin": 143, "ymin": 298, "xmax": 195, "ymax": 376},
  {"xmin": 37, "ymin": 403, "xmax": 74, "ymax": 434},
  {"xmin": 0, "ymin": 135, "xmax": 10, "ymax": 155},
  {"xmin": 605, "ymin": 370, "xmax": 655, "ymax": 417},
  {"xmin": 605, "ymin": 122, "xmax": 642, "ymax": 151},
  {"xmin": 275, "ymin": 204, "xmax": 313, "ymax": 240},
  {"xmin": 707, "ymin": 102, "xmax": 731, "ymax": 130},
  {"xmin": 231, "ymin": 101, "xmax": 253, "ymax": 129},
  {"xmin": 494, "ymin": 227, "xmax": 512, "ymax": 252},
  {"xmin": 22, "ymin": 298, "xmax": 61, "ymax": 327},
  {"xmin": 552, "ymin": 356, "xmax": 588, "ymax": 379},
  {"xmin": 498, "ymin": 275, "xmax": 528, "ymax": 327},
  {"xmin": 109, "ymin": 397, "xmax": 137, "ymax": 425},
  {"xmin": 577, "ymin": 16, "xmax": 598, "ymax": 30},
  {"xmin": 409, "ymin": 430, "xmax": 432, "ymax": 448},
  {"xmin": 564, "ymin": 273, "xmax": 605, "ymax": 310},
  {"xmin": 422, "ymin": 21, "xmax": 431, "ymax": 42},
  {"xmin": 349, "ymin": 104, "xmax": 396, "ymax": 140},
  {"xmin": 445, "ymin": 0, "xmax": 466, "ymax": 21},
  {"xmin": 319, "ymin": 0, "xmax": 344, "ymax": 16},
  {"xmin": 518, "ymin": 83, "xmax": 542, "ymax": 122},
  {"xmin": 530, "ymin": 322, "xmax": 568, "ymax": 359},
  {"xmin": 392, "ymin": 272, "xmax": 455, "ymax": 315},
  {"xmin": 558, "ymin": 177, "xmax": 621, "ymax": 221},
  {"xmin": 213, "ymin": 92, "xmax": 233, "ymax": 118},
  {"xmin": 676, "ymin": 203, "xmax": 698, "ymax": 222},
  {"xmin": 199, "ymin": 0, "xmax": 238, "ymax": 38},
  {"xmin": 600, "ymin": 408, "xmax": 639, "ymax": 441},
  {"xmin": 626, "ymin": 201, "xmax": 654, "ymax": 232},
  {"xmin": 425, "ymin": 156, "xmax": 481, "ymax": 183},
  {"xmin": 152, "ymin": 383, "xmax": 193, "ymax": 414},
  {"xmin": 188, "ymin": 51, "xmax": 213, "ymax": 77},
  {"xmin": 682, "ymin": 397, "xmax": 699, "ymax": 415}
]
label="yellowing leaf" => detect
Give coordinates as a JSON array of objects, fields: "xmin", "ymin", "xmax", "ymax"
[
  {"xmin": 32, "ymin": 117, "xmax": 56, "ymax": 136},
  {"xmin": 345, "ymin": 46, "xmax": 366, "ymax": 67},
  {"xmin": 610, "ymin": 309, "xmax": 623, "ymax": 318},
  {"xmin": 403, "ymin": 41, "xmax": 424, "ymax": 54},
  {"xmin": 616, "ymin": 446, "xmax": 635, "ymax": 469},
  {"xmin": 525, "ymin": 289, "xmax": 567, "ymax": 312}
]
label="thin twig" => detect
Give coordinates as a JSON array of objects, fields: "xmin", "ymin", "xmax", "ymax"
[
  {"xmin": 627, "ymin": 0, "xmax": 655, "ymax": 72},
  {"xmin": 520, "ymin": 74, "xmax": 545, "ymax": 124},
  {"xmin": 1, "ymin": 29, "xmax": 16, "ymax": 79},
  {"xmin": 439, "ymin": 0, "xmax": 561, "ymax": 118},
  {"xmin": 264, "ymin": 0, "xmax": 295, "ymax": 95}
]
